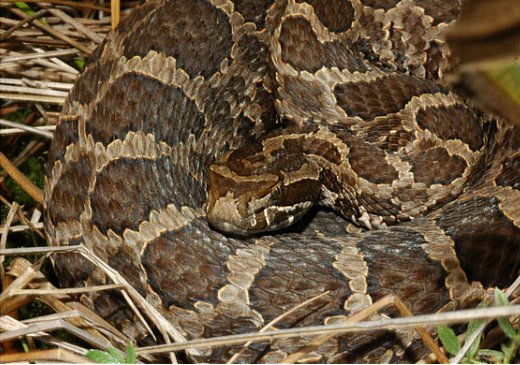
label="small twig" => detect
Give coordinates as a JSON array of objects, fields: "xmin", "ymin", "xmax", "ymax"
[
  {"xmin": 1, "ymin": 77, "xmax": 73, "ymax": 90},
  {"xmin": 0, "ymin": 118, "xmax": 54, "ymax": 138},
  {"xmin": 0, "ymin": 256, "xmax": 43, "ymax": 305},
  {"xmin": 0, "ymin": 124, "xmax": 55, "ymax": 136},
  {"xmin": 111, "ymin": 0, "xmax": 120, "ymax": 30},
  {"xmin": 0, "ymin": 245, "xmax": 80, "ymax": 256},
  {"xmin": 10, "ymin": 284, "xmax": 126, "ymax": 296},
  {"xmin": 2, "ymin": 48, "xmax": 80, "ymax": 63},
  {"xmin": 0, "ymin": 152, "xmax": 43, "ymax": 204},
  {"xmin": 32, "ymin": 46, "xmax": 79, "ymax": 74},
  {"xmin": 0, "ymin": 84, "xmax": 69, "ymax": 97},
  {"xmin": 21, "ymin": 310, "xmax": 82, "ymax": 324},
  {"xmin": 0, "ymin": 92, "xmax": 65, "ymax": 104},
  {"xmin": 393, "ymin": 296, "xmax": 448, "ymax": 364},
  {"xmin": 135, "ymin": 305, "xmax": 520, "ymax": 355}
]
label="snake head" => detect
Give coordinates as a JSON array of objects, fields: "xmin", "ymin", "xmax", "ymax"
[{"xmin": 206, "ymin": 145, "xmax": 322, "ymax": 236}]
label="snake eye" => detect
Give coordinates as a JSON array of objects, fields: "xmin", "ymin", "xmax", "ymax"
[{"xmin": 271, "ymin": 185, "xmax": 282, "ymax": 203}]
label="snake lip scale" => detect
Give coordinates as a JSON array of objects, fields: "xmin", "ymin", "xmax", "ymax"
[{"xmin": 45, "ymin": 0, "xmax": 520, "ymax": 362}]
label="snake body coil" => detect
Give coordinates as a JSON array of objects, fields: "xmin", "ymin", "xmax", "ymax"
[{"xmin": 45, "ymin": 0, "xmax": 520, "ymax": 362}]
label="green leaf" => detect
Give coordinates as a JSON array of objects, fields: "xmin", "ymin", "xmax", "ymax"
[
  {"xmin": 107, "ymin": 347, "xmax": 125, "ymax": 364},
  {"xmin": 477, "ymin": 349, "xmax": 504, "ymax": 363},
  {"xmin": 485, "ymin": 62, "xmax": 520, "ymax": 106},
  {"xmin": 13, "ymin": 1, "xmax": 48, "ymax": 24},
  {"xmin": 74, "ymin": 57, "xmax": 86, "ymax": 70},
  {"xmin": 125, "ymin": 342, "xmax": 136, "ymax": 364},
  {"xmin": 494, "ymin": 288, "xmax": 517, "ymax": 339},
  {"xmin": 498, "ymin": 317, "xmax": 517, "ymax": 340},
  {"xmin": 86, "ymin": 350, "xmax": 119, "ymax": 364},
  {"xmin": 494, "ymin": 288, "xmax": 509, "ymax": 306},
  {"xmin": 14, "ymin": 2, "xmax": 36, "ymax": 16},
  {"xmin": 438, "ymin": 325, "xmax": 461, "ymax": 356},
  {"xmin": 466, "ymin": 319, "xmax": 483, "ymax": 359}
]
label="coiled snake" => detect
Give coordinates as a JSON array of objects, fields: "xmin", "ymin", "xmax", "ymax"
[{"xmin": 44, "ymin": 0, "xmax": 520, "ymax": 362}]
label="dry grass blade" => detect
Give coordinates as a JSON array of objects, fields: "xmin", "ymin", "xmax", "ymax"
[
  {"xmin": 1, "ymin": 84, "xmax": 70, "ymax": 98},
  {"xmin": 1, "ymin": 0, "xmax": 111, "ymax": 12},
  {"xmin": 4, "ymin": 258, "xmax": 140, "ymax": 353},
  {"xmin": 75, "ymin": 245, "xmax": 189, "ymax": 353},
  {"xmin": 281, "ymin": 295, "xmax": 447, "ymax": 364},
  {"xmin": 227, "ymin": 291, "xmax": 332, "ymax": 364},
  {"xmin": 10, "ymin": 283, "xmax": 126, "ymax": 296},
  {"xmin": 1, "ymin": 202, "xmax": 18, "ymax": 279},
  {"xmin": 0, "ymin": 8, "xmax": 48, "ymax": 40},
  {"xmin": 0, "ymin": 318, "xmax": 111, "ymax": 349},
  {"xmin": 45, "ymin": 8, "xmax": 104, "ymax": 43},
  {"xmin": 0, "ymin": 256, "xmax": 42, "ymax": 305},
  {"xmin": 0, "ymin": 313, "xmax": 116, "ymax": 361},
  {"xmin": 135, "ymin": 305, "xmax": 520, "ymax": 355},
  {"xmin": 0, "ymin": 348, "xmax": 93, "ymax": 364},
  {"xmin": 10, "ymin": 7, "xmax": 94, "ymax": 55},
  {"xmin": 20, "ymin": 309, "xmax": 82, "ymax": 324}
]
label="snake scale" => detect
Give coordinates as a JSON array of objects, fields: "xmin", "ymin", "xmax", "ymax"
[{"xmin": 44, "ymin": 0, "xmax": 520, "ymax": 362}]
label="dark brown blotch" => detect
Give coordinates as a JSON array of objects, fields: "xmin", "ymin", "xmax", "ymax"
[
  {"xmin": 437, "ymin": 196, "xmax": 520, "ymax": 288},
  {"xmin": 297, "ymin": 0, "xmax": 355, "ymax": 33},
  {"xmin": 46, "ymin": 116, "xmax": 80, "ymax": 175},
  {"xmin": 361, "ymin": 228, "xmax": 449, "ymax": 314},
  {"xmin": 334, "ymin": 74, "xmax": 446, "ymax": 120},
  {"xmin": 87, "ymin": 73, "xmax": 205, "ymax": 146},
  {"xmin": 416, "ymin": 104, "xmax": 483, "ymax": 151},
  {"xmin": 91, "ymin": 157, "xmax": 204, "ymax": 234},
  {"xmin": 359, "ymin": 0, "xmax": 400, "ymax": 10},
  {"xmin": 141, "ymin": 225, "xmax": 229, "ymax": 310},
  {"xmin": 67, "ymin": 59, "xmax": 118, "ymax": 108},
  {"xmin": 414, "ymin": 0, "xmax": 460, "ymax": 26},
  {"xmin": 48, "ymin": 152, "xmax": 93, "ymax": 224},
  {"xmin": 124, "ymin": 0, "xmax": 233, "ymax": 79},
  {"xmin": 347, "ymin": 140, "xmax": 398, "ymax": 184},
  {"xmin": 249, "ymin": 236, "xmax": 350, "ymax": 323},
  {"xmin": 233, "ymin": 0, "xmax": 275, "ymax": 29},
  {"xmin": 410, "ymin": 147, "xmax": 467, "ymax": 185},
  {"xmin": 280, "ymin": 16, "xmax": 367, "ymax": 73}
]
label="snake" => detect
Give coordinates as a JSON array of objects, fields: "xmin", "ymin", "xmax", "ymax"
[{"xmin": 44, "ymin": 0, "xmax": 520, "ymax": 362}]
